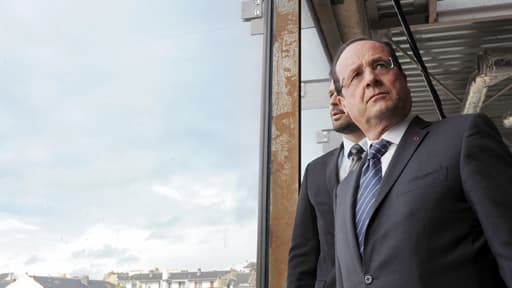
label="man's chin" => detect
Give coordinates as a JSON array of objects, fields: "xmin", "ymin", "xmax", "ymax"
[{"xmin": 369, "ymin": 101, "xmax": 409, "ymax": 123}]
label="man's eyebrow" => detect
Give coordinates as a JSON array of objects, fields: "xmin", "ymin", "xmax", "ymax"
[
  {"xmin": 369, "ymin": 56, "xmax": 389, "ymax": 63},
  {"xmin": 348, "ymin": 56, "xmax": 389, "ymax": 69},
  {"xmin": 343, "ymin": 56, "xmax": 389, "ymax": 76}
]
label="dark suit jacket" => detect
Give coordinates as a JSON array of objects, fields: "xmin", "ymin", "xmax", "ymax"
[
  {"xmin": 287, "ymin": 144, "xmax": 343, "ymax": 288},
  {"xmin": 334, "ymin": 113, "xmax": 512, "ymax": 288}
]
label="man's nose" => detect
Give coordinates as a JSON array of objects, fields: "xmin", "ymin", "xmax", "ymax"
[{"xmin": 363, "ymin": 68, "xmax": 381, "ymax": 88}]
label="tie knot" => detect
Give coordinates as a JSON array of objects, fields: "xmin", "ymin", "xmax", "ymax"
[
  {"xmin": 348, "ymin": 144, "xmax": 364, "ymax": 161},
  {"xmin": 368, "ymin": 139, "xmax": 391, "ymax": 160}
]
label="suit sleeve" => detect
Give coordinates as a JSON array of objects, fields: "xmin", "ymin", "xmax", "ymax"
[
  {"xmin": 287, "ymin": 164, "xmax": 320, "ymax": 288},
  {"xmin": 461, "ymin": 113, "xmax": 512, "ymax": 285}
]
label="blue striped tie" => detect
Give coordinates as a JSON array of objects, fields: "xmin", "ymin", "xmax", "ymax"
[{"xmin": 355, "ymin": 139, "xmax": 391, "ymax": 253}]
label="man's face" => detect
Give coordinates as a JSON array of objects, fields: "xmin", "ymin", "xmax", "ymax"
[
  {"xmin": 335, "ymin": 40, "xmax": 411, "ymax": 130},
  {"xmin": 328, "ymin": 80, "xmax": 358, "ymax": 133}
]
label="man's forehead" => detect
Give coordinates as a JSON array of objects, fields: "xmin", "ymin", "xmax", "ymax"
[{"xmin": 338, "ymin": 41, "xmax": 390, "ymax": 68}]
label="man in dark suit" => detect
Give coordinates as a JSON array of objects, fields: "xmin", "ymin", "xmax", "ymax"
[
  {"xmin": 287, "ymin": 80, "xmax": 365, "ymax": 288},
  {"xmin": 331, "ymin": 36, "xmax": 512, "ymax": 287}
]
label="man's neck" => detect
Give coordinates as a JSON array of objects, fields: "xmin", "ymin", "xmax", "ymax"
[
  {"xmin": 365, "ymin": 113, "xmax": 413, "ymax": 141},
  {"xmin": 365, "ymin": 125, "xmax": 393, "ymax": 141},
  {"xmin": 364, "ymin": 116, "xmax": 404, "ymax": 140}
]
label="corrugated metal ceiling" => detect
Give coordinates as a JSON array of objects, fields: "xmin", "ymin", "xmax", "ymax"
[{"xmin": 371, "ymin": 2, "xmax": 512, "ymax": 146}]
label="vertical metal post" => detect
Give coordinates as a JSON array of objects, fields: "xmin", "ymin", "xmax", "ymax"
[
  {"xmin": 428, "ymin": 0, "xmax": 438, "ymax": 23},
  {"xmin": 256, "ymin": 0, "xmax": 273, "ymax": 287},
  {"xmin": 269, "ymin": 0, "xmax": 301, "ymax": 287},
  {"xmin": 257, "ymin": 0, "xmax": 300, "ymax": 287}
]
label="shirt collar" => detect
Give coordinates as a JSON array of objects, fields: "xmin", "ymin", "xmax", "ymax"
[{"xmin": 367, "ymin": 113, "xmax": 415, "ymax": 146}]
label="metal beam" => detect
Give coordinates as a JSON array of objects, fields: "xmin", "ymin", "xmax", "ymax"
[
  {"xmin": 256, "ymin": 0, "xmax": 272, "ymax": 286},
  {"xmin": 463, "ymin": 75, "xmax": 490, "ymax": 114},
  {"xmin": 437, "ymin": 2, "xmax": 512, "ymax": 23},
  {"xmin": 428, "ymin": 0, "xmax": 438, "ymax": 23},
  {"xmin": 463, "ymin": 50, "xmax": 512, "ymax": 113},
  {"xmin": 332, "ymin": 0, "xmax": 371, "ymax": 41},
  {"xmin": 305, "ymin": 0, "xmax": 343, "ymax": 62},
  {"xmin": 258, "ymin": 1, "xmax": 301, "ymax": 287},
  {"xmin": 483, "ymin": 82, "xmax": 512, "ymax": 108}
]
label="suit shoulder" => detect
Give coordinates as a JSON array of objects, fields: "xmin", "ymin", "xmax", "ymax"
[
  {"xmin": 431, "ymin": 113, "xmax": 497, "ymax": 131},
  {"xmin": 304, "ymin": 147, "xmax": 340, "ymax": 170},
  {"xmin": 437, "ymin": 112, "xmax": 488, "ymax": 125}
]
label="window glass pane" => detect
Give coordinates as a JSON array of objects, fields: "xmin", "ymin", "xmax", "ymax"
[
  {"xmin": 0, "ymin": 1, "xmax": 261, "ymax": 286},
  {"xmin": 300, "ymin": 5, "xmax": 334, "ymax": 172}
]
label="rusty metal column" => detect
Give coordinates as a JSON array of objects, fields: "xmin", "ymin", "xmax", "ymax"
[
  {"xmin": 270, "ymin": 0, "xmax": 300, "ymax": 287},
  {"xmin": 257, "ymin": 0, "xmax": 300, "ymax": 287}
]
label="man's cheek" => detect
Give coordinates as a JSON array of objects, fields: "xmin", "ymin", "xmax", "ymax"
[{"xmin": 342, "ymin": 99, "xmax": 357, "ymax": 118}]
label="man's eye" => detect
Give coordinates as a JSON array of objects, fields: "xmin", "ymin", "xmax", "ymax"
[{"xmin": 374, "ymin": 61, "xmax": 388, "ymax": 70}]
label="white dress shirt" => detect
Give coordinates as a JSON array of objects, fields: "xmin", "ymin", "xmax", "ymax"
[{"xmin": 366, "ymin": 113, "xmax": 415, "ymax": 176}]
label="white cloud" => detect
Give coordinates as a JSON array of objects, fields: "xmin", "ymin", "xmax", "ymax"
[
  {"xmin": 5, "ymin": 224, "xmax": 148, "ymax": 277},
  {"xmin": 152, "ymin": 171, "xmax": 238, "ymax": 208},
  {"xmin": 0, "ymin": 218, "xmax": 39, "ymax": 232},
  {"xmin": 3, "ymin": 220, "xmax": 256, "ymax": 279}
]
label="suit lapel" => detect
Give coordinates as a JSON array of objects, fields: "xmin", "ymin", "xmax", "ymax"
[
  {"xmin": 337, "ymin": 156, "xmax": 366, "ymax": 269},
  {"xmin": 372, "ymin": 116, "xmax": 431, "ymax": 217}
]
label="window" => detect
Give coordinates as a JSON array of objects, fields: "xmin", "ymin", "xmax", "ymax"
[{"xmin": 1, "ymin": 0, "xmax": 260, "ymax": 284}]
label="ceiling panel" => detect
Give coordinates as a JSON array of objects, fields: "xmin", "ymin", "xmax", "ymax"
[{"xmin": 380, "ymin": 16, "xmax": 512, "ymax": 146}]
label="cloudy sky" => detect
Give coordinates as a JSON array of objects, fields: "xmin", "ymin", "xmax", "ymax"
[{"xmin": 0, "ymin": 0, "xmax": 262, "ymax": 279}]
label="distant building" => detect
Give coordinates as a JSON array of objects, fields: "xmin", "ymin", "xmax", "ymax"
[
  {"xmin": 105, "ymin": 269, "xmax": 254, "ymax": 288},
  {"xmin": 103, "ymin": 272, "xmax": 128, "ymax": 286},
  {"xmin": 165, "ymin": 269, "xmax": 254, "ymax": 288},
  {"xmin": 166, "ymin": 270, "xmax": 230, "ymax": 288},
  {"xmin": 233, "ymin": 272, "xmax": 254, "ymax": 288},
  {"xmin": 0, "ymin": 273, "xmax": 13, "ymax": 288},
  {"xmin": 119, "ymin": 269, "xmax": 163, "ymax": 288},
  {"xmin": 5, "ymin": 274, "xmax": 43, "ymax": 288},
  {"xmin": 3, "ymin": 274, "xmax": 114, "ymax": 288},
  {"xmin": 33, "ymin": 276, "xmax": 114, "ymax": 288}
]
